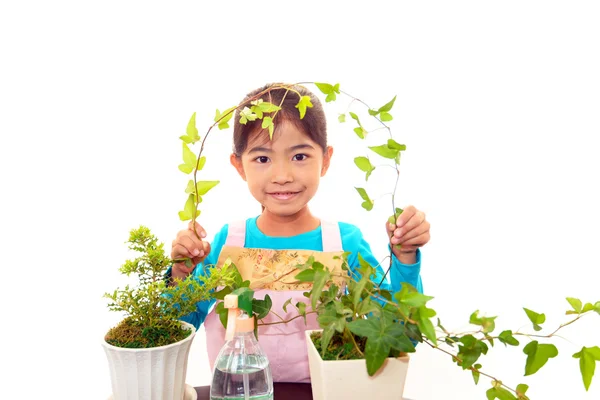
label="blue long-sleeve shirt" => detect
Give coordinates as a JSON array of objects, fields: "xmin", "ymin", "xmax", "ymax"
[{"xmin": 180, "ymin": 216, "xmax": 423, "ymax": 330}]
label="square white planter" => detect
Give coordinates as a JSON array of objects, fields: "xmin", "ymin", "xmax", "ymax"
[{"xmin": 305, "ymin": 330, "xmax": 410, "ymax": 400}]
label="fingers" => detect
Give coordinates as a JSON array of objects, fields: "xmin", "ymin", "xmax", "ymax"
[
  {"xmin": 188, "ymin": 220, "xmax": 207, "ymax": 238},
  {"xmin": 171, "ymin": 231, "xmax": 204, "ymax": 260},
  {"xmin": 171, "ymin": 222, "xmax": 211, "ymax": 276},
  {"xmin": 395, "ymin": 205, "xmax": 417, "ymax": 229},
  {"xmin": 388, "ymin": 205, "xmax": 431, "ymax": 249},
  {"xmin": 391, "ymin": 218, "xmax": 430, "ymax": 244},
  {"xmin": 386, "ymin": 206, "xmax": 416, "ymax": 232},
  {"xmin": 393, "ymin": 232, "xmax": 431, "ymax": 252}
]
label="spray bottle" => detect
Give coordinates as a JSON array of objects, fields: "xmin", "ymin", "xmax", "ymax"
[{"xmin": 210, "ymin": 294, "xmax": 273, "ymax": 400}]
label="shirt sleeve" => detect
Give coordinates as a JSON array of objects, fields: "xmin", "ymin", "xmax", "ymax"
[
  {"xmin": 178, "ymin": 223, "xmax": 229, "ymax": 330},
  {"xmin": 340, "ymin": 222, "xmax": 423, "ymax": 296}
]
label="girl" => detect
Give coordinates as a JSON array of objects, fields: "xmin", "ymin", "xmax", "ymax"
[{"xmin": 169, "ymin": 83, "xmax": 431, "ymax": 383}]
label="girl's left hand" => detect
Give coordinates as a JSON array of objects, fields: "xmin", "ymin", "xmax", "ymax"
[{"xmin": 386, "ymin": 205, "xmax": 431, "ymax": 261}]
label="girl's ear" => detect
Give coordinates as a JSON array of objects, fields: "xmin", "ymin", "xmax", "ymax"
[
  {"xmin": 320, "ymin": 146, "xmax": 334, "ymax": 177},
  {"xmin": 230, "ymin": 153, "xmax": 247, "ymax": 181}
]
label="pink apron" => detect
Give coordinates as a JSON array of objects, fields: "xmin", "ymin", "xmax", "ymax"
[{"xmin": 204, "ymin": 220, "xmax": 345, "ymax": 383}]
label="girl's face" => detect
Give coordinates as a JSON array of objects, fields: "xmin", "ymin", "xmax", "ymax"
[{"xmin": 231, "ymin": 120, "xmax": 333, "ymax": 218}]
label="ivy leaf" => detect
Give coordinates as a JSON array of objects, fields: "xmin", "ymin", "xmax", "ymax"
[
  {"xmin": 347, "ymin": 318, "xmax": 379, "ymax": 338},
  {"xmin": 295, "ymin": 268, "xmax": 315, "ymax": 282},
  {"xmin": 378, "ymin": 95, "xmax": 397, "ymax": 113},
  {"xmin": 356, "ymin": 297, "xmax": 380, "ymax": 316},
  {"xmin": 178, "ymin": 142, "xmax": 197, "ymax": 174},
  {"xmin": 213, "ymin": 286, "xmax": 232, "ymax": 301},
  {"xmin": 498, "ymin": 330, "xmax": 520, "ymax": 346},
  {"xmin": 311, "ymin": 266, "xmax": 331, "ymax": 309},
  {"xmin": 262, "ymin": 116, "xmax": 274, "ymax": 139},
  {"xmin": 566, "ymin": 297, "xmax": 583, "ymax": 314},
  {"xmin": 178, "ymin": 193, "xmax": 196, "ymax": 221},
  {"xmin": 457, "ymin": 335, "xmax": 489, "ymax": 369},
  {"xmin": 254, "ymin": 101, "xmax": 281, "ymax": 113},
  {"xmin": 472, "ymin": 363, "xmax": 482, "ymax": 385},
  {"xmin": 354, "ymin": 157, "xmax": 375, "ymax": 181},
  {"xmin": 179, "ymin": 112, "xmax": 200, "ymax": 144},
  {"xmin": 295, "ymin": 95, "xmax": 313, "ymax": 119},
  {"xmin": 380, "ymin": 112, "xmax": 393, "ymax": 122},
  {"xmin": 353, "ymin": 127, "xmax": 366, "ymax": 139},
  {"xmin": 413, "ymin": 306, "xmax": 437, "ymax": 345},
  {"xmin": 314, "ymin": 82, "xmax": 333, "ymax": 94},
  {"xmin": 196, "ymin": 156, "xmax": 206, "ymax": 171},
  {"xmin": 470, "ymin": 310, "xmax": 497, "ymax": 333},
  {"xmin": 573, "ymin": 346, "xmax": 600, "ymax": 390},
  {"xmin": 196, "ymin": 180, "xmax": 219, "ymax": 195},
  {"xmin": 297, "ymin": 301, "xmax": 307, "ymax": 323},
  {"xmin": 523, "ymin": 308, "xmax": 545, "ymax": 331},
  {"xmin": 523, "ymin": 341, "xmax": 558, "ymax": 376},
  {"xmin": 338, "ymin": 113, "xmax": 346, "ymax": 123},
  {"xmin": 252, "ymin": 294, "xmax": 272, "ymax": 320},
  {"xmin": 282, "ymin": 298, "xmax": 292, "ymax": 313},
  {"xmin": 320, "ymin": 324, "xmax": 335, "ymax": 357},
  {"xmin": 349, "ymin": 112, "xmax": 366, "ymax": 139},
  {"xmin": 214, "ymin": 106, "xmax": 236, "ymax": 130},
  {"xmin": 364, "ymin": 335, "xmax": 391, "ymax": 376},
  {"xmin": 383, "ymin": 323, "xmax": 416, "ymax": 353},
  {"xmin": 231, "ymin": 287, "xmax": 254, "ymax": 317},
  {"xmin": 317, "ymin": 302, "xmax": 346, "ymax": 333},
  {"xmin": 516, "ymin": 384, "xmax": 529, "ymax": 398},
  {"xmin": 355, "ymin": 187, "xmax": 374, "ymax": 211},
  {"xmin": 184, "ymin": 180, "xmax": 195, "ymax": 195},
  {"xmin": 387, "ymin": 139, "xmax": 406, "ymax": 151},
  {"xmin": 238, "ymin": 106, "xmax": 258, "ymax": 124},
  {"xmin": 216, "ymin": 301, "xmax": 228, "ymax": 328},
  {"xmin": 185, "ymin": 113, "xmax": 200, "ymax": 144},
  {"xmin": 369, "ymin": 144, "xmax": 399, "ymax": 159},
  {"xmin": 353, "ymin": 273, "xmax": 370, "ymax": 307},
  {"xmin": 485, "ymin": 387, "xmax": 518, "ymax": 400},
  {"xmin": 398, "ymin": 292, "xmax": 434, "ymax": 308},
  {"xmin": 314, "ymin": 82, "xmax": 340, "ymax": 102},
  {"xmin": 582, "ymin": 302, "xmax": 595, "ymax": 313}
]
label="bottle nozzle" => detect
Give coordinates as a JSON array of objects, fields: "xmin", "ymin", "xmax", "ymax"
[{"xmin": 224, "ymin": 294, "xmax": 239, "ymax": 340}]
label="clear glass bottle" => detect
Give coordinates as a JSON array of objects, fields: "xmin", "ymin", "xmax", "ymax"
[{"xmin": 210, "ymin": 295, "xmax": 273, "ymax": 400}]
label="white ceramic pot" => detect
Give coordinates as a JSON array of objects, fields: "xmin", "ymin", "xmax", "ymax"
[
  {"xmin": 103, "ymin": 321, "xmax": 196, "ymax": 400},
  {"xmin": 305, "ymin": 329, "xmax": 410, "ymax": 400}
]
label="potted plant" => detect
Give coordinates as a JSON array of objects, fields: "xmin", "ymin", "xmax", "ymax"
[
  {"xmin": 170, "ymin": 81, "xmax": 600, "ymax": 399},
  {"xmin": 102, "ymin": 226, "xmax": 238, "ymax": 400}
]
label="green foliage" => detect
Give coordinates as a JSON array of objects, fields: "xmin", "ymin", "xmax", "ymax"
[
  {"xmin": 354, "ymin": 187, "xmax": 374, "ymax": 211},
  {"xmin": 523, "ymin": 341, "xmax": 558, "ymax": 376},
  {"xmin": 523, "ymin": 308, "xmax": 545, "ymax": 331},
  {"xmin": 573, "ymin": 346, "xmax": 600, "ymax": 390},
  {"xmin": 104, "ymin": 226, "xmax": 239, "ymax": 348},
  {"xmin": 168, "ymin": 81, "xmax": 600, "ymax": 399}
]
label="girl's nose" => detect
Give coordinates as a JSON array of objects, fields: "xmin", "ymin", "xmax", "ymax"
[{"xmin": 270, "ymin": 162, "xmax": 294, "ymax": 184}]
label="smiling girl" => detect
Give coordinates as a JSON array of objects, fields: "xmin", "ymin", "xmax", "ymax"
[{"xmin": 169, "ymin": 83, "xmax": 431, "ymax": 383}]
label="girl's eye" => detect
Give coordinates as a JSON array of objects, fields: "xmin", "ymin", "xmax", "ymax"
[
  {"xmin": 255, "ymin": 156, "xmax": 270, "ymax": 164},
  {"xmin": 293, "ymin": 154, "xmax": 308, "ymax": 161}
]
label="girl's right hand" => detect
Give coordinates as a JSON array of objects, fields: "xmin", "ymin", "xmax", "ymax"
[{"xmin": 170, "ymin": 221, "xmax": 211, "ymax": 281}]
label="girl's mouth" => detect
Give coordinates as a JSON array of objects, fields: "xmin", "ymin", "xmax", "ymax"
[{"xmin": 268, "ymin": 192, "xmax": 299, "ymax": 200}]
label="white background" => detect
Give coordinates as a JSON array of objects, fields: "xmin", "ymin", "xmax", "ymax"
[{"xmin": 1, "ymin": 1, "xmax": 599, "ymax": 399}]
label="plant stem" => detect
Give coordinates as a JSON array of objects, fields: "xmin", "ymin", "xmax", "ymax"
[
  {"xmin": 345, "ymin": 327, "xmax": 364, "ymax": 357},
  {"xmin": 257, "ymin": 311, "xmax": 317, "ymax": 326}
]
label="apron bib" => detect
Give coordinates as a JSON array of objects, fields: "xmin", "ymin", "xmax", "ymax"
[{"xmin": 204, "ymin": 220, "xmax": 345, "ymax": 383}]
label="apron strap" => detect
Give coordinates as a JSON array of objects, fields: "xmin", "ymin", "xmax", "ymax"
[
  {"xmin": 320, "ymin": 220, "xmax": 343, "ymax": 252},
  {"xmin": 224, "ymin": 220, "xmax": 246, "ymax": 247}
]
